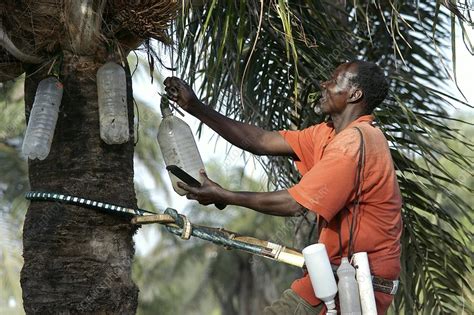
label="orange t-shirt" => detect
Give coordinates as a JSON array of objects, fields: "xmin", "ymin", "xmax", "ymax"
[{"xmin": 279, "ymin": 115, "xmax": 402, "ymax": 314}]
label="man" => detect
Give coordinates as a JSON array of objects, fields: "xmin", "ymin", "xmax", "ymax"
[{"xmin": 164, "ymin": 61, "xmax": 402, "ymax": 315}]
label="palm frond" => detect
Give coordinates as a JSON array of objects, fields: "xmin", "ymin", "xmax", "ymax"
[{"xmin": 172, "ymin": 1, "xmax": 473, "ymax": 313}]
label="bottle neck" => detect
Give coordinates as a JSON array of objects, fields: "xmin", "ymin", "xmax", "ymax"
[
  {"xmin": 160, "ymin": 96, "xmax": 173, "ymax": 117},
  {"xmin": 161, "ymin": 107, "xmax": 173, "ymax": 117}
]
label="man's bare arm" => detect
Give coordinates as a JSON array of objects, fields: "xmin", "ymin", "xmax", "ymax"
[
  {"xmin": 193, "ymin": 103, "xmax": 294, "ymax": 156},
  {"xmin": 178, "ymin": 170, "xmax": 306, "ymax": 217},
  {"xmin": 164, "ymin": 77, "xmax": 295, "ymax": 157},
  {"xmin": 222, "ymin": 190, "xmax": 305, "ymax": 217}
]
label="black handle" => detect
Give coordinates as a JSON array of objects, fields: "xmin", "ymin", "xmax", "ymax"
[{"xmin": 166, "ymin": 165, "xmax": 227, "ymax": 210}]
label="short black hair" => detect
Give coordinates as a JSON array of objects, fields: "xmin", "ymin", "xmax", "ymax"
[{"xmin": 348, "ymin": 60, "xmax": 389, "ymax": 113}]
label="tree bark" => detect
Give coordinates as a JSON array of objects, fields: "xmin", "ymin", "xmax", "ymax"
[{"xmin": 20, "ymin": 52, "xmax": 138, "ymax": 314}]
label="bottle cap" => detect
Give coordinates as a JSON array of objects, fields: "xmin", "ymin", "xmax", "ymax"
[{"xmin": 325, "ymin": 299, "xmax": 336, "ymax": 310}]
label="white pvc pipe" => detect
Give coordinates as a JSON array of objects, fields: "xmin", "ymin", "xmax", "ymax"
[{"xmin": 352, "ymin": 252, "xmax": 377, "ymax": 315}]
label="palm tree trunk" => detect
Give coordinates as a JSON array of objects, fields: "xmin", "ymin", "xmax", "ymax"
[{"xmin": 20, "ymin": 52, "xmax": 138, "ymax": 314}]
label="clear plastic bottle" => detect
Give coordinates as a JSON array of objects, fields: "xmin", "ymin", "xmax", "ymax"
[
  {"xmin": 97, "ymin": 61, "xmax": 129, "ymax": 144},
  {"xmin": 22, "ymin": 76, "xmax": 63, "ymax": 160},
  {"xmin": 337, "ymin": 257, "xmax": 362, "ymax": 315},
  {"xmin": 157, "ymin": 96, "xmax": 205, "ymax": 195}
]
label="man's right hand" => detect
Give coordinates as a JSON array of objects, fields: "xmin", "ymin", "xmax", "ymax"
[{"xmin": 164, "ymin": 77, "xmax": 201, "ymax": 114}]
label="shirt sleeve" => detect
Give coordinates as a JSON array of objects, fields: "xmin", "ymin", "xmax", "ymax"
[
  {"xmin": 279, "ymin": 126, "xmax": 317, "ymax": 175},
  {"xmin": 287, "ymin": 129, "xmax": 360, "ymax": 222}
]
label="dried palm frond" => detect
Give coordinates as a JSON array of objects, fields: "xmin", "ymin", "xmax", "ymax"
[
  {"xmin": 0, "ymin": 0, "xmax": 181, "ymax": 56},
  {"xmin": 106, "ymin": 0, "xmax": 181, "ymax": 45},
  {"xmin": 443, "ymin": 0, "xmax": 474, "ymax": 25},
  {"xmin": 0, "ymin": 0, "xmax": 180, "ymax": 81},
  {"xmin": 0, "ymin": 0, "xmax": 62, "ymax": 66},
  {"xmin": 0, "ymin": 49, "xmax": 24, "ymax": 82},
  {"xmin": 10, "ymin": 0, "xmax": 63, "ymax": 53}
]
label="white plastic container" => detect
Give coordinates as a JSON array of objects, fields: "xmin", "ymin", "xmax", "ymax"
[
  {"xmin": 352, "ymin": 252, "xmax": 377, "ymax": 315},
  {"xmin": 157, "ymin": 96, "xmax": 205, "ymax": 195},
  {"xmin": 97, "ymin": 61, "xmax": 129, "ymax": 144},
  {"xmin": 337, "ymin": 257, "xmax": 362, "ymax": 314},
  {"xmin": 22, "ymin": 77, "xmax": 63, "ymax": 160},
  {"xmin": 302, "ymin": 243, "xmax": 338, "ymax": 312}
]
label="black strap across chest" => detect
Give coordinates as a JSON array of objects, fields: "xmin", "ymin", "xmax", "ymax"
[{"xmin": 337, "ymin": 126, "xmax": 365, "ymax": 259}]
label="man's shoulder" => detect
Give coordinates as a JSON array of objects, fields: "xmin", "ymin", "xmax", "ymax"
[
  {"xmin": 307, "ymin": 120, "xmax": 334, "ymax": 136},
  {"xmin": 346, "ymin": 121, "xmax": 388, "ymax": 144},
  {"xmin": 303, "ymin": 120, "xmax": 333, "ymax": 131},
  {"xmin": 325, "ymin": 121, "xmax": 386, "ymax": 158},
  {"xmin": 286, "ymin": 121, "xmax": 333, "ymax": 141},
  {"xmin": 326, "ymin": 127, "xmax": 361, "ymax": 158},
  {"xmin": 357, "ymin": 122, "xmax": 392, "ymax": 152}
]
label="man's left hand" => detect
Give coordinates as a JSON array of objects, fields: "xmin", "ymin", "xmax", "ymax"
[{"xmin": 177, "ymin": 170, "xmax": 227, "ymax": 206}]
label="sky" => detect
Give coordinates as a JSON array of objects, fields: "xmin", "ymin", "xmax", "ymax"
[{"xmin": 131, "ymin": 23, "xmax": 474, "ymax": 256}]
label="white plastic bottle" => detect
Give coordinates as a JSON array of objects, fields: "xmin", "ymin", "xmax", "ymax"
[
  {"xmin": 337, "ymin": 257, "xmax": 362, "ymax": 315},
  {"xmin": 302, "ymin": 243, "xmax": 338, "ymax": 313},
  {"xmin": 22, "ymin": 76, "xmax": 63, "ymax": 160},
  {"xmin": 157, "ymin": 96, "xmax": 205, "ymax": 195},
  {"xmin": 97, "ymin": 61, "xmax": 129, "ymax": 144}
]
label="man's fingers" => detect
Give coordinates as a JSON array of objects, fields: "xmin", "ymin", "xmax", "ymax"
[
  {"xmin": 165, "ymin": 76, "xmax": 183, "ymax": 85},
  {"xmin": 164, "ymin": 77, "xmax": 181, "ymax": 93},
  {"xmin": 199, "ymin": 169, "xmax": 209, "ymax": 181},
  {"xmin": 186, "ymin": 193, "xmax": 197, "ymax": 200},
  {"xmin": 178, "ymin": 182, "xmax": 198, "ymax": 193},
  {"xmin": 165, "ymin": 87, "xmax": 178, "ymax": 99},
  {"xmin": 164, "ymin": 76, "xmax": 178, "ymax": 85},
  {"xmin": 168, "ymin": 86, "xmax": 178, "ymax": 95},
  {"xmin": 164, "ymin": 77, "xmax": 182, "ymax": 103}
]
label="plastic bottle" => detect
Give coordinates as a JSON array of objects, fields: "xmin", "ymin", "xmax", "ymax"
[
  {"xmin": 157, "ymin": 96, "xmax": 205, "ymax": 195},
  {"xmin": 337, "ymin": 257, "xmax": 362, "ymax": 315},
  {"xmin": 97, "ymin": 61, "xmax": 129, "ymax": 144},
  {"xmin": 22, "ymin": 76, "xmax": 63, "ymax": 160},
  {"xmin": 302, "ymin": 243, "xmax": 338, "ymax": 313}
]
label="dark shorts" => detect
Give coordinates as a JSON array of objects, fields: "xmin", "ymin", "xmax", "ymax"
[{"xmin": 263, "ymin": 289, "xmax": 324, "ymax": 315}]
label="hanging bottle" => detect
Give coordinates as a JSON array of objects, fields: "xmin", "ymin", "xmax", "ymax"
[
  {"xmin": 337, "ymin": 257, "xmax": 362, "ymax": 315},
  {"xmin": 157, "ymin": 96, "xmax": 205, "ymax": 196},
  {"xmin": 22, "ymin": 76, "xmax": 63, "ymax": 160},
  {"xmin": 97, "ymin": 61, "xmax": 129, "ymax": 144},
  {"xmin": 302, "ymin": 243, "xmax": 338, "ymax": 313}
]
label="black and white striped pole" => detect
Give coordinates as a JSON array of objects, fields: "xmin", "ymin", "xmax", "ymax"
[{"xmin": 25, "ymin": 191, "xmax": 305, "ymax": 268}]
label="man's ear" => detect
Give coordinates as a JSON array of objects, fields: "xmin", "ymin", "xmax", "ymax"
[{"xmin": 348, "ymin": 88, "xmax": 363, "ymax": 103}]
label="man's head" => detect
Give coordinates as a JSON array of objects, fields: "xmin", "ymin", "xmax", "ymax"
[{"xmin": 318, "ymin": 61, "xmax": 389, "ymax": 115}]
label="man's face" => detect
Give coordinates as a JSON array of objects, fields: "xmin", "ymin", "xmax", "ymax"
[{"xmin": 318, "ymin": 63, "xmax": 358, "ymax": 115}]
